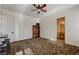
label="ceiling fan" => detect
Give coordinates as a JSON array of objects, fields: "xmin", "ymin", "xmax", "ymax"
[{"xmin": 32, "ymin": 4, "xmax": 47, "ymax": 14}]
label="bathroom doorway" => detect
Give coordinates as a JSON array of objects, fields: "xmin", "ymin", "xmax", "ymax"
[{"xmin": 57, "ymin": 17, "xmax": 65, "ymax": 43}]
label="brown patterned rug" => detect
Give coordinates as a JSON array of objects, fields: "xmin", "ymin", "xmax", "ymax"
[{"xmin": 10, "ymin": 38, "xmax": 79, "ymax": 55}]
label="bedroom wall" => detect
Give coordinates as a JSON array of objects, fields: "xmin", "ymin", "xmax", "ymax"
[
  {"xmin": 40, "ymin": 5, "xmax": 79, "ymax": 47},
  {"xmin": 14, "ymin": 13, "xmax": 36, "ymax": 41},
  {"xmin": 0, "ymin": 9, "xmax": 37, "ymax": 42},
  {"xmin": 0, "ymin": 9, "xmax": 15, "ymax": 42}
]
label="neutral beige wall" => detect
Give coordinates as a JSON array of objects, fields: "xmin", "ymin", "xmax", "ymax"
[
  {"xmin": 0, "ymin": 8, "xmax": 37, "ymax": 42},
  {"xmin": 40, "ymin": 5, "xmax": 79, "ymax": 46},
  {"xmin": 0, "ymin": 9, "xmax": 15, "ymax": 42}
]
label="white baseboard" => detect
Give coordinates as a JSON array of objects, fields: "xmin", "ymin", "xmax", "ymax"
[
  {"xmin": 66, "ymin": 41, "xmax": 79, "ymax": 47},
  {"xmin": 10, "ymin": 38, "xmax": 32, "ymax": 43}
]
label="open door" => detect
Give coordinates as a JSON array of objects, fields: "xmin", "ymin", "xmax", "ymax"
[{"xmin": 57, "ymin": 17, "xmax": 65, "ymax": 43}]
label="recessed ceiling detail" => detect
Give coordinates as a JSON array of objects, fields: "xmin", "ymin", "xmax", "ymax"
[{"xmin": 1, "ymin": 4, "xmax": 78, "ymax": 19}]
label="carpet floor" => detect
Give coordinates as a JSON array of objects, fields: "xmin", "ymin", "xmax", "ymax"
[{"xmin": 10, "ymin": 38, "xmax": 79, "ymax": 55}]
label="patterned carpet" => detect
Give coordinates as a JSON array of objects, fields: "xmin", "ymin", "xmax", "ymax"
[{"xmin": 10, "ymin": 38, "xmax": 79, "ymax": 55}]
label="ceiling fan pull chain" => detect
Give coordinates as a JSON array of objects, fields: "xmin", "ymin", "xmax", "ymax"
[{"xmin": 38, "ymin": 11, "xmax": 40, "ymax": 14}]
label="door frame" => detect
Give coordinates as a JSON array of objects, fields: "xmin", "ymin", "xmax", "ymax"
[{"xmin": 56, "ymin": 16, "xmax": 65, "ymax": 43}]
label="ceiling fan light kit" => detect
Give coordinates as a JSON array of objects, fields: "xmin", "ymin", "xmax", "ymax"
[{"xmin": 32, "ymin": 4, "xmax": 47, "ymax": 14}]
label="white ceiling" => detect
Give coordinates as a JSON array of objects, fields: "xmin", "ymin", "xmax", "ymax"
[{"xmin": 1, "ymin": 4, "xmax": 78, "ymax": 19}]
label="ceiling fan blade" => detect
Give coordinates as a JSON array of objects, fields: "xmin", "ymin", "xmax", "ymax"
[
  {"xmin": 40, "ymin": 9, "xmax": 47, "ymax": 12},
  {"xmin": 33, "ymin": 4, "xmax": 38, "ymax": 9},
  {"xmin": 32, "ymin": 9, "xmax": 38, "ymax": 11},
  {"xmin": 40, "ymin": 4, "xmax": 46, "ymax": 8}
]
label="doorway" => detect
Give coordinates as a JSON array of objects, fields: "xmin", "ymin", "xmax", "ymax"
[{"xmin": 57, "ymin": 17, "xmax": 65, "ymax": 43}]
